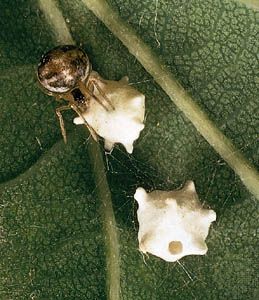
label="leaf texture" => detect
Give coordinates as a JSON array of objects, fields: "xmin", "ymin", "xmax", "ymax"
[{"xmin": 0, "ymin": 0, "xmax": 258, "ymax": 299}]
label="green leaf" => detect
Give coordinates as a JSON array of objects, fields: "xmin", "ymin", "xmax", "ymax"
[{"xmin": 0, "ymin": 0, "xmax": 258, "ymax": 299}]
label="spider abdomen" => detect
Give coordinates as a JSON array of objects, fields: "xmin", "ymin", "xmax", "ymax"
[{"xmin": 37, "ymin": 45, "xmax": 91, "ymax": 94}]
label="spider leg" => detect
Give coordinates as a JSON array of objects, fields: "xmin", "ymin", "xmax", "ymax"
[
  {"xmin": 78, "ymin": 80, "xmax": 114, "ymax": 111},
  {"xmin": 89, "ymin": 78, "xmax": 115, "ymax": 111},
  {"xmin": 55, "ymin": 105, "xmax": 71, "ymax": 143},
  {"xmin": 77, "ymin": 81, "xmax": 101, "ymax": 108},
  {"xmin": 70, "ymin": 104, "xmax": 99, "ymax": 142}
]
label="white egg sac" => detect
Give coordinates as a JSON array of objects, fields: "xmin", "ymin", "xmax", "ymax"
[
  {"xmin": 73, "ymin": 73, "xmax": 145, "ymax": 153},
  {"xmin": 134, "ymin": 181, "xmax": 216, "ymax": 262}
]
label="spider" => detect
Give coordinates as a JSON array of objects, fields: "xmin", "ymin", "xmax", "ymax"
[{"xmin": 37, "ymin": 45, "xmax": 114, "ymax": 143}]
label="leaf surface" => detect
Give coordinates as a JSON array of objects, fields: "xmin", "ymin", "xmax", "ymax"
[{"xmin": 0, "ymin": 0, "xmax": 258, "ymax": 299}]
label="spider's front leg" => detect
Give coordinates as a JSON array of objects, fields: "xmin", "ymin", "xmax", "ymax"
[
  {"xmin": 70, "ymin": 103, "xmax": 99, "ymax": 142},
  {"xmin": 89, "ymin": 77, "xmax": 115, "ymax": 111},
  {"xmin": 78, "ymin": 79, "xmax": 114, "ymax": 111},
  {"xmin": 55, "ymin": 105, "xmax": 71, "ymax": 143}
]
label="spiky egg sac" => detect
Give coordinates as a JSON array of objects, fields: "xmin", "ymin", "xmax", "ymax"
[
  {"xmin": 74, "ymin": 74, "xmax": 145, "ymax": 153},
  {"xmin": 134, "ymin": 181, "xmax": 216, "ymax": 262}
]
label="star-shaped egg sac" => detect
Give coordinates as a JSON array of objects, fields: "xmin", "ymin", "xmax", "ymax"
[
  {"xmin": 134, "ymin": 181, "xmax": 216, "ymax": 262},
  {"xmin": 73, "ymin": 73, "xmax": 145, "ymax": 153}
]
